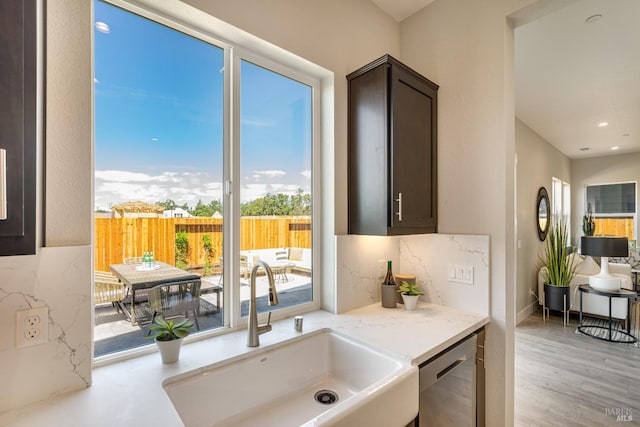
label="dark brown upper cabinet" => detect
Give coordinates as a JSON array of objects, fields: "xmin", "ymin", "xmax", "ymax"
[
  {"xmin": 0, "ymin": 0, "xmax": 37, "ymax": 256},
  {"xmin": 347, "ymin": 54, "xmax": 438, "ymax": 236}
]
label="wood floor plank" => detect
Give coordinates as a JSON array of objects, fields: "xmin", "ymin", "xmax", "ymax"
[{"xmin": 515, "ymin": 310, "xmax": 640, "ymax": 426}]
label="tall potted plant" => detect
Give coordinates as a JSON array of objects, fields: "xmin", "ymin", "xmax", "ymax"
[{"xmin": 542, "ymin": 219, "xmax": 578, "ymax": 312}]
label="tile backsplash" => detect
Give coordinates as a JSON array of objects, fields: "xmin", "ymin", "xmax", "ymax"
[
  {"xmin": 336, "ymin": 234, "xmax": 489, "ymax": 315},
  {"xmin": 0, "ymin": 246, "xmax": 91, "ymax": 412}
]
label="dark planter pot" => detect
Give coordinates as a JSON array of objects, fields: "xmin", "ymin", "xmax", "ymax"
[{"xmin": 544, "ymin": 283, "xmax": 570, "ymax": 312}]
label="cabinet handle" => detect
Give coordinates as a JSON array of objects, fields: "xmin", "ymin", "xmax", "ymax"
[
  {"xmin": 0, "ymin": 149, "xmax": 6, "ymax": 220},
  {"xmin": 395, "ymin": 192, "xmax": 403, "ymax": 222}
]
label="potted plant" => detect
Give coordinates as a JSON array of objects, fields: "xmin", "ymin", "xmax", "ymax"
[
  {"xmin": 148, "ymin": 316, "xmax": 193, "ymax": 363},
  {"xmin": 397, "ymin": 281, "xmax": 424, "ymax": 311},
  {"xmin": 541, "ymin": 219, "xmax": 578, "ymax": 312},
  {"xmin": 582, "ymin": 211, "xmax": 595, "ymax": 236}
]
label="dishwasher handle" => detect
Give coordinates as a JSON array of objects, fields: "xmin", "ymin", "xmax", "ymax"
[
  {"xmin": 436, "ymin": 357, "xmax": 466, "ymax": 380},
  {"xmin": 419, "ymin": 334, "xmax": 477, "ymax": 391}
]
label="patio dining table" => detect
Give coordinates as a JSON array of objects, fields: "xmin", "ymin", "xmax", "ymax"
[{"xmin": 110, "ymin": 261, "xmax": 201, "ymax": 326}]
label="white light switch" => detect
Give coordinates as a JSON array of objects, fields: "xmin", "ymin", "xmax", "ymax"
[
  {"xmin": 447, "ymin": 264, "xmax": 474, "ymax": 285},
  {"xmin": 448, "ymin": 264, "xmax": 456, "ymax": 279}
]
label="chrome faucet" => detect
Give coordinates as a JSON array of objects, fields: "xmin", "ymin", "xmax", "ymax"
[{"xmin": 247, "ymin": 260, "xmax": 279, "ymax": 347}]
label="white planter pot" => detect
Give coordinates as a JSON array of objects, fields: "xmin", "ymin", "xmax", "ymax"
[
  {"xmin": 155, "ymin": 337, "xmax": 184, "ymax": 364},
  {"xmin": 401, "ymin": 294, "xmax": 419, "ymax": 311}
]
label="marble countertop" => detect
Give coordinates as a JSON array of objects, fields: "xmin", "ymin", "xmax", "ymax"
[{"xmin": 0, "ymin": 302, "xmax": 488, "ymax": 427}]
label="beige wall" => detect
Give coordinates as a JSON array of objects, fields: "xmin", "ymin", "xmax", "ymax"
[
  {"xmin": 400, "ymin": 0, "xmax": 542, "ymax": 424},
  {"xmin": 45, "ymin": 0, "xmax": 93, "ymax": 245},
  {"xmin": 571, "ymin": 152, "xmax": 640, "ymax": 242},
  {"xmin": 515, "ymin": 118, "xmax": 570, "ymax": 322}
]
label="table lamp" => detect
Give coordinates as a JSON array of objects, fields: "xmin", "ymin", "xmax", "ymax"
[{"xmin": 581, "ymin": 236, "xmax": 629, "ymax": 291}]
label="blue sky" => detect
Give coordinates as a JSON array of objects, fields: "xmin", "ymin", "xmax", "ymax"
[{"xmin": 94, "ymin": 1, "xmax": 311, "ymax": 210}]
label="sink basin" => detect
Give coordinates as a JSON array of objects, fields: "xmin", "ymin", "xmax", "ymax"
[{"xmin": 163, "ymin": 328, "xmax": 418, "ymax": 427}]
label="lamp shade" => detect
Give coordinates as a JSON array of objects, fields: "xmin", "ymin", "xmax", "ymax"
[{"xmin": 581, "ymin": 236, "xmax": 628, "ymax": 257}]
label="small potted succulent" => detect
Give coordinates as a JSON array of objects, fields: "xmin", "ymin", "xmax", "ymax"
[
  {"xmin": 148, "ymin": 316, "xmax": 193, "ymax": 363},
  {"xmin": 397, "ymin": 281, "xmax": 424, "ymax": 311}
]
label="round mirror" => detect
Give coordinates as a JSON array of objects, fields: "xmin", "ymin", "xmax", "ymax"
[{"xmin": 536, "ymin": 187, "xmax": 550, "ymax": 241}]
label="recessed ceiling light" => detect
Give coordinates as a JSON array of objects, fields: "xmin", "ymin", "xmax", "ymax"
[
  {"xmin": 579, "ymin": 147, "xmax": 590, "ymax": 152},
  {"xmin": 611, "ymin": 146, "xmax": 620, "ymax": 151},
  {"xmin": 598, "ymin": 122, "xmax": 608, "ymax": 127},
  {"xmin": 585, "ymin": 14, "xmax": 603, "ymax": 24}
]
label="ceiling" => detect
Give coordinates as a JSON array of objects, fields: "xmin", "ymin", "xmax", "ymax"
[
  {"xmin": 516, "ymin": 0, "xmax": 640, "ymax": 159},
  {"xmin": 372, "ymin": 0, "xmax": 640, "ymax": 160},
  {"xmin": 370, "ymin": 0, "xmax": 434, "ymax": 22}
]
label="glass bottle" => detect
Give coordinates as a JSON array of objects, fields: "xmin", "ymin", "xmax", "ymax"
[{"xmin": 381, "ymin": 260, "xmax": 397, "ymax": 308}]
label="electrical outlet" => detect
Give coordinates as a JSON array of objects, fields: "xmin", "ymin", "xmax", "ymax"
[
  {"xmin": 16, "ymin": 306, "xmax": 48, "ymax": 348},
  {"xmin": 25, "ymin": 315, "xmax": 40, "ymax": 327}
]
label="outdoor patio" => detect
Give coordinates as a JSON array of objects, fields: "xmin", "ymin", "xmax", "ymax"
[{"xmin": 94, "ymin": 272, "xmax": 312, "ymax": 357}]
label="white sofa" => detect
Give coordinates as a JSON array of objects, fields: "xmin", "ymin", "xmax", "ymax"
[
  {"xmin": 240, "ymin": 247, "xmax": 311, "ymax": 275},
  {"xmin": 537, "ymin": 254, "xmax": 633, "ymax": 320}
]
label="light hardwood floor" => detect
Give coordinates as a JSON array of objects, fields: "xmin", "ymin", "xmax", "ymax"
[{"xmin": 515, "ymin": 310, "xmax": 640, "ymax": 426}]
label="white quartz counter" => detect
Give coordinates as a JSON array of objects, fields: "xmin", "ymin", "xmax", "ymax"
[{"xmin": 0, "ymin": 302, "xmax": 488, "ymax": 427}]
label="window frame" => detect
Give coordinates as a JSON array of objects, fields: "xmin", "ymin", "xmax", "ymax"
[
  {"xmin": 95, "ymin": 0, "xmax": 322, "ymax": 346},
  {"xmin": 229, "ymin": 48, "xmax": 321, "ymax": 328},
  {"xmin": 551, "ymin": 177, "xmax": 570, "ymax": 237}
]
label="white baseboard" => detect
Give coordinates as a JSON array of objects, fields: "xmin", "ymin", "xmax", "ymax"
[{"xmin": 516, "ymin": 302, "xmax": 538, "ymax": 325}]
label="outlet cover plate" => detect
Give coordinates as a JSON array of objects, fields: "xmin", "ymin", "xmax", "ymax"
[{"xmin": 16, "ymin": 306, "xmax": 48, "ymax": 348}]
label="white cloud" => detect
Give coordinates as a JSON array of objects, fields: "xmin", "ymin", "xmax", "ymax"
[
  {"xmin": 241, "ymin": 118, "xmax": 275, "ymax": 127},
  {"xmin": 300, "ymin": 170, "xmax": 311, "ymax": 179},
  {"xmin": 94, "ymin": 169, "xmax": 223, "ymax": 211},
  {"xmin": 95, "ymin": 22, "xmax": 111, "ymax": 34},
  {"xmin": 94, "ymin": 168, "xmax": 311, "ymax": 210},
  {"xmin": 252, "ymin": 170, "xmax": 286, "ymax": 179}
]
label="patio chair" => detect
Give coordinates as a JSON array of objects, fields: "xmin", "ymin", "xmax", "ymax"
[
  {"xmin": 240, "ymin": 255, "xmax": 254, "ymax": 280},
  {"xmin": 199, "ymin": 256, "xmax": 222, "ymax": 314},
  {"xmin": 94, "ymin": 272, "xmax": 127, "ymax": 315},
  {"xmin": 148, "ymin": 280, "xmax": 201, "ymax": 331}
]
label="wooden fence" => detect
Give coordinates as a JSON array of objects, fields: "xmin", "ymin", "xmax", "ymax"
[
  {"xmin": 593, "ymin": 217, "xmax": 634, "ymax": 241},
  {"xmin": 94, "ymin": 216, "xmax": 311, "ymax": 272}
]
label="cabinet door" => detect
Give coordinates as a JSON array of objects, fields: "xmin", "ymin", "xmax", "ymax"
[
  {"xmin": 390, "ymin": 66, "xmax": 437, "ymax": 233},
  {"xmin": 0, "ymin": 0, "xmax": 37, "ymax": 255},
  {"xmin": 348, "ymin": 63, "xmax": 390, "ymax": 236}
]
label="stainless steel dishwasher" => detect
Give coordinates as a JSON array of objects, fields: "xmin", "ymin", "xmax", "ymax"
[{"xmin": 416, "ymin": 329, "xmax": 485, "ymax": 427}]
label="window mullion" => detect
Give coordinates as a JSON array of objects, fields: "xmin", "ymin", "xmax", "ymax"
[{"xmin": 229, "ymin": 49, "xmax": 243, "ymax": 327}]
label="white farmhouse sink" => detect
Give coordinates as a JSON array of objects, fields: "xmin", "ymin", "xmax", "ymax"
[{"xmin": 163, "ymin": 328, "xmax": 418, "ymax": 427}]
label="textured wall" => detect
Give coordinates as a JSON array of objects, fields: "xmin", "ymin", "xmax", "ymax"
[
  {"xmin": 515, "ymin": 118, "xmax": 570, "ymax": 322},
  {"xmin": 336, "ymin": 234, "xmax": 490, "ymax": 316}
]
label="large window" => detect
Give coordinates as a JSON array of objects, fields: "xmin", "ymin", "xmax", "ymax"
[
  {"xmin": 93, "ymin": 0, "xmax": 317, "ymax": 358},
  {"xmin": 551, "ymin": 177, "xmax": 570, "ymax": 234},
  {"xmin": 586, "ymin": 182, "xmax": 636, "ymax": 239}
]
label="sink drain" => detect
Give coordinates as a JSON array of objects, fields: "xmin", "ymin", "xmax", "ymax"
[{"xmin": 314, "ymin": 389, "xmax": 339, "ymax": 405}]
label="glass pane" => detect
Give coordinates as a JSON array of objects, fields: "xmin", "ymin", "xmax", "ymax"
[
  {"xmin": 93, "ymin": 0, "xmax": 224, "ymax": 357},
  {"xmin": 592, "ymin": 217, "xmax": 635, "ymax": 240},
  {"xmin": 239, "ymin": 60, "xmax": 313, "ymax": 317},
  {"xmin": 586, "ymin": 183, "xmax": 636, "ymax": 214}
]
